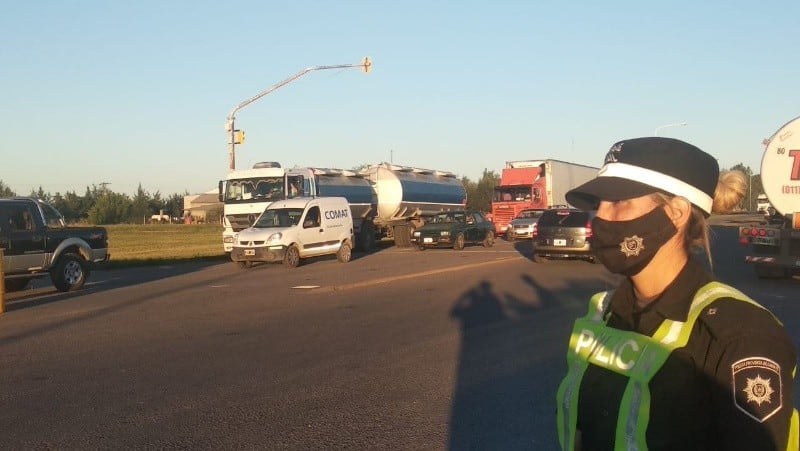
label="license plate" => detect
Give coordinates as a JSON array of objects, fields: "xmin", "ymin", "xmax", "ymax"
[
  {"xmin": 553, "ymin": 239, "xmax": 567, "ymax": 246},
  {"xmin": 244, "ymin": 249, "xmax": 255, "ymax": 256},
  {"xmin": 752, "ymin": 237, "xmax": 778, "ymax": 246},
  {"xmin": 423, "ymin": 237, "xmax": 433, "ymax": 243}
]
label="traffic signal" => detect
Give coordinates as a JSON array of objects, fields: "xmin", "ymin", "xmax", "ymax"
[{"xmin": 234, "ymin": 129, "xmax": 245, "ymax": 144}]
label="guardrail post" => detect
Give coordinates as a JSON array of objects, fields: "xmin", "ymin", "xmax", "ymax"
[{"xmin": 0, "ymin": 248, "xmax": 5, "ymax": 315}]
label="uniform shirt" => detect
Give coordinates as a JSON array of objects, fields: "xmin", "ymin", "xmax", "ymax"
[{"xmin": 576, "ymin": 260, "xmax": 797, "ymax": 450}]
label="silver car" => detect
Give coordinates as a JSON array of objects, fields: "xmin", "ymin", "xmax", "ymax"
[{"xmin": 506, "ymin": 208, "xmax": 546, "ymax": 241}]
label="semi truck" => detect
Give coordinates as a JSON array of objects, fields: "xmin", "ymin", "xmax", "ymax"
[
  {"xmin": 738, "ymin": 115, "xmax": 800, "ymax": 278},
  {"xmin": 287, "ymin": 163, "xmax": 467, "ymax": 249},
  {"xmin": 218, "ymin": 161, "xmax": 289, "ymax": 253},
  {"xmin": 491, "ymin": 159, "xmax": 598, "ymax": 235}
]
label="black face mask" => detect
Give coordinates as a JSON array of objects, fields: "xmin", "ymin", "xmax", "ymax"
[{"xmin": 591, "ymin": 206, "xmax": 677, "ymax": 276}]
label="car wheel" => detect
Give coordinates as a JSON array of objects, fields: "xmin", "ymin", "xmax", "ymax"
[
  {"xmin": 533, "ymin": 254, "xmax": 547, "ymax": 263},
  {"xmin": 235, "ymin": 261, "xmax": 253, "ymax": 269},
  {"xmin": 50, "ymin": 252, "xmax": 87, "ymax": 292},
  {"xmin": 417, "ymin": 243, "xmax": 426, "ymax": 251},
  {"xmin": 453, "ymin": 233, "xmax": 465, "ymax": 250},
  {"xmin": 337, "ymin": 241, "xmax": 352, "ymax": 263},
  {"xmin": 4, "ymin": 278, "xmax": 30, "ymax": 292},
  {"xmin": 482, "ymin": 231, "xmax": 495, "ymax": 247},
  {"xmin": 283, "ymin": 245, "xmax": 301, "ymax": 268}
]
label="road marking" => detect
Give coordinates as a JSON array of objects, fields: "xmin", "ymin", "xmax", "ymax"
[
  {"xmin": 316, "ymin": 255, "xmax": 525, "ymax": 293},
  {"xmin": 292, "ymin": 285, "xmax": 321, "ymax": 290}
]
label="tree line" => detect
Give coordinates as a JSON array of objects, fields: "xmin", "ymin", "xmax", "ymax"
[
  {"xmin": 0, "ymin": 162, "xmax": 761, "ymax": 225},
  {"xmin": 0, "ymin": 181, "xmax": 187, "ymax": 225}
]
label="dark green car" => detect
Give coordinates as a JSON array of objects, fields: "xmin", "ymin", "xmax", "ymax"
[{"xmin": 411, "ymin": 211, "xmax": 495, "ymax": 250}]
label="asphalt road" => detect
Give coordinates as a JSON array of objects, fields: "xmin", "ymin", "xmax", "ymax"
[{"xmin": 1, "ymin": 223, "xmax": 798, "ymax": 450}]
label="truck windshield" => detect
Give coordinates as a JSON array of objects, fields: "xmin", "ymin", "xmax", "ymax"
[
  {"xmin": 224, "ymin": 177, "xmax": 285, "ymax": 203},
  {"xmin": 493, "ymin": 188, "xmax": 531, "ymax": 202},
  {"xmin": 254, "ymin": 208, "xmax": 304, "ymax": 228}
]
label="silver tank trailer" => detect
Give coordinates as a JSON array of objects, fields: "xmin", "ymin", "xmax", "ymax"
[
  {"xmin": 361, "ymin": 163, "xmax": 466, "ymax": 220},
  {"xmin": 360, "ymin": 163, "xmax": 466, "ymax": 247}
]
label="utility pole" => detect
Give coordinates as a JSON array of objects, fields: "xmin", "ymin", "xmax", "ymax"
[{"xmin": 226, "ymin": 57, "xmax": 373, "ymax": 172}]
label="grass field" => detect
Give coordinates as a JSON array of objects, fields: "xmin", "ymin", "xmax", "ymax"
[{"xmin": 105, "ymin": 223, "xmax": 226, "ymax": 268}]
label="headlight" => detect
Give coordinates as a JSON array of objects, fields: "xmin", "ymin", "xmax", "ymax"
[
  {"xmin": 441, "ymin": 231, "xmax": 450, "ymax": 236},
  {"xmin": 266, "ymin": 232, "xmax": 282, "ymax": 243},
  {"xmin": 223, "ymin": 236, "xmax": 234, "ymax": 243},
  {"xmin": 413, "ymin": 231, "xmax": 421, "ymax": 237}
]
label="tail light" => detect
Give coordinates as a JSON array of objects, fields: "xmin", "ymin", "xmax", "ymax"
[
  {"xmin": 585, "ymin": 220, "xmax": 593, "ymax": 238},
  {"xmin": 532, "ymin": 222, "xmax": 538, "ymax": 238}
]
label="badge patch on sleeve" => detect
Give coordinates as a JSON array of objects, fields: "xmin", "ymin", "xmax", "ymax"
[{"xmin": 731, "ymin": 357, "xmax": 783, "ymax": 422}]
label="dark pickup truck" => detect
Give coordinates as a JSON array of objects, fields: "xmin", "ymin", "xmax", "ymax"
[{"xmin": 1, "ymin": 197, "xmax": 110, "ymax": 292}]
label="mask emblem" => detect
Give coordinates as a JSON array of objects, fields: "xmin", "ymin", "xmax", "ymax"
[{"xmin": 620, "ymin": 235, "xmax": 644, "ymax": 257}]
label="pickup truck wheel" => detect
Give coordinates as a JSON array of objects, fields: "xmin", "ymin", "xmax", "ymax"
[
  {"xmin": 453, "ymin": 233, "xmax": 465, "ymax": 250},
  {"xmin": 51, "ymin": 253, "xmax": 87, "ymax": 292},
  {"xmin": 337, "ymin": 242, "xmax": 352, "ymax": 263},
  {"xmin": 283, "ymin": 245, "xmax": 301, "ymax": 268},
  {"xmin": 482, "ymin": 231, "xmax": 495, "ymax": 247},
  {"xmin": 4, "ymin": 278, "xmax": 30, "ymax": 292}
]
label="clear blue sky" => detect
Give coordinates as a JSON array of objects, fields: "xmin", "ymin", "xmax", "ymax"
[{"xmin": 2, "ymin": 1, "xmax": 798, "ymax": 196}]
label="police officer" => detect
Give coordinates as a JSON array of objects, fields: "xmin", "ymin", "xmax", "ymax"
[{"xmin": 556, "ymin": 137, "xmax": 799, "ymax": 450}]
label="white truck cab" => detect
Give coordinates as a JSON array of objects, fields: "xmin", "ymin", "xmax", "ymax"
[{"xmin": 230, "ymin": 197, "xmax": 354, "ymax": 268}]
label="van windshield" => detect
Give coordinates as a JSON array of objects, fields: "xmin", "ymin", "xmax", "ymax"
[{"xmin": 253, "ymin": 208, "xmax": 304, "ymax": 228}]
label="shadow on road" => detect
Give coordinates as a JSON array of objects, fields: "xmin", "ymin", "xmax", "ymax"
[{"xmin": 447, "ymin": 274, "xmax": 612, "ymax": 450}]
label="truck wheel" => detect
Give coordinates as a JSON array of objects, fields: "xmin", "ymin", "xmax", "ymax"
[
  {"xmin": 482, "ymin": 231, "xmax": 495, "ymax": 247},
  {"xmin": 337, "ymin": 242, "xmax": 352, "ymax": 263},
  {"xmin": 453, "ymin": 233, "xmax": 465, "ymax": 250},
  {"xmin": 283, "ymin": 245, "xmax": 301, "ymax": 268},
  {"xmin": 357, "ymin": 221, "xmax": 376, "ymax": 252},
  {"xmin": 50, "ymin": 253, "xmax": 87, "ymax": 292},
  {"xmin": 393, "ymin": 224, "xmax": 412, "ymax": 247},
  {"xmin": 754, "ymin": 264, "xmax": 786, "ymax": 279},
  {"xmin": 4, "ymin": 278, "xmax": 30, "ymax": 292}
]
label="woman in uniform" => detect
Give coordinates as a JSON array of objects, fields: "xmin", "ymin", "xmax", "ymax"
[{"xmin": 556, "ymin": 137, "xmax": 798, "ymax": 450}]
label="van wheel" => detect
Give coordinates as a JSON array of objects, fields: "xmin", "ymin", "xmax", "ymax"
[
  {"xmin": 337, "ymin": 242, "xmax": 352, "ymax": 263},
  {"xmin": 51, "ymin": 253, "xmax": 87, "ymax": 292},
  {"xmin": 483, "ymin": 231, "xmax": 495, "ymax": 247},
  {"xmin": 453, "ymin": 233, "xmax": 465, "ymax": 250},
  {"xmin": 283, "ymin": 245, "xmax": 301, "ymax": 268}
]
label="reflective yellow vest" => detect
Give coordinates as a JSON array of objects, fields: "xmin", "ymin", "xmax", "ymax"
[{"xmin": 556, "ymin": 281, "xmax": 799, "ymax": 451}]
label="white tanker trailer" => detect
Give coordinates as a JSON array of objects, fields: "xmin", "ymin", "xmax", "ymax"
[
  {"xmin": 738, "ymin": 116, "xmax": 800, "ymax": 278},
  {"xmin": 287, "ymin": 163, "xmax": 467, "ymax": 250}
]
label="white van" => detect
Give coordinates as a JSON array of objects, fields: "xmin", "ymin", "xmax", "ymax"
[{"xmin": 230, "ymin": 197, "xmax": 354, "ymax": 268}]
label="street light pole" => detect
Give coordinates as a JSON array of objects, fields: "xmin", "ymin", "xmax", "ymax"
[
  {"xmin": 654, "ymin": 121, "xmax": 687, "ymax": 136},
  {"xmin": 226, "ymin": 57, "xmax": 373, "ymax": 172}
]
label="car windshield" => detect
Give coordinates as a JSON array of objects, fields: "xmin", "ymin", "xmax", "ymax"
[
  {"xmin": 253, "ymin": 208, "xmax": 304, "ymax": 228},
  {"xmin": 540, "ymin": 210, "xmax": 589, "ymax": 227},
  {"xmin": 517, "ymin": 210, "xmax": 543, "ymax": 219},
  {"xmin": 431, "ymin": 212, "xmax": 466, "ymax": 223}
]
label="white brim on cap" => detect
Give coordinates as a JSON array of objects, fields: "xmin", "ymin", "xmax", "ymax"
[{"xmin": 596, "ymin": 162, "xmax": 714, "ymax": 214}]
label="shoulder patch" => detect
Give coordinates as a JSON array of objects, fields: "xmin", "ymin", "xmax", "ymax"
[{"xmin": 731, "ymin": 357, "xmax": 783, "ymax": 422}]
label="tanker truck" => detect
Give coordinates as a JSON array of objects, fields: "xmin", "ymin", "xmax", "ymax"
[
  {"xmin": 286, "ymin": 163, "xmax": 467, "ymax": 249},
  {"xmin": 738, "ymin": 115, "xmax": 800, "ymax": 279}
]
